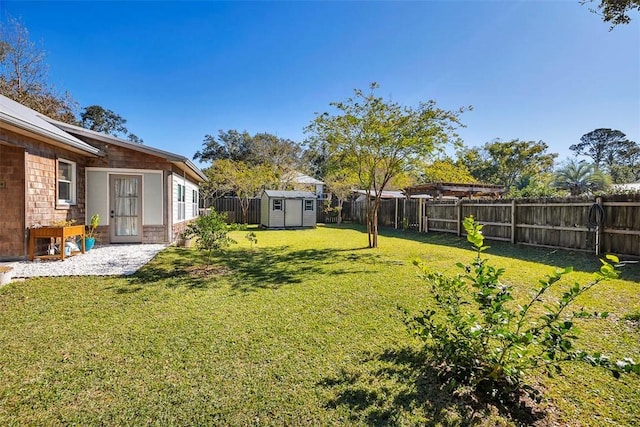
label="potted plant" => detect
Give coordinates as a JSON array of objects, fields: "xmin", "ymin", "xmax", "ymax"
[
  {"xmin": 176, "ymin": 230, "xmax": 193, "ymax": 248},
  {"xmin": 83, "ymin": 214, "xmax": 100, "ymax": 251}
]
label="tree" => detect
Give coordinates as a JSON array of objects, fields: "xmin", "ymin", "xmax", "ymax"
[
  {"xmin": 583, "ymin": 0, "xmax": 640, "ymax": 28},
  {"xmin": 127, "ymin": 133, "xmax": 144, "ymax": 144},
  {"xmin": 323, "ymin": 168, "xmax": 359, "ymax": 224},
  {"xmin": 420, "ymin": 158, "xmax": 475, "ymax": 183},
  {"xmin": 194, "ymin": 130, "xmax": 302, "ymax": 183},
  {"xmin": 302, "ymin": 139, "xmax": 331, "ymax": 180},
  {"xmin": 203, "ymin": 159, "xmax": 276, "ymax": 223},
  {"xmin": 554, "ymin": 159, "xmax": 611, "ymax": 195},
  {"xmin": 193, "ymin": 130, "xmax": 253, "ymax": 163},
  {"xmin": 458, "ymin": 139, "xmax": 557, "ymax": 190},
  {"xmin": 570, "ymin": 129, "xmax": 639, "ymax": 183},
  {"xmin": 507, "ymin": 173, "xmax": 562, "ymax": 198},
  {"xmin": 80, "ymin": 105, "xmax": 143, "ymax": 143},
  {"xmin": 247, "ymin": 132, "xmax": 302, "ymax": 175},
  {"xmin": 307, "ymin": 83, "xmax": 468, "ymax": 248},
  {"xmin": 0, "ymin": 16, "xmax": 76, "ymax": 122}
]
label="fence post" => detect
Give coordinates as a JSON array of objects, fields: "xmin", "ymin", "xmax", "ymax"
[
  {"xmin": 418, "ymin": 198, "xmax": 423, "ymax": 232},
  {"xmin": 456, "ymin": 200, "xmax": 462, "ymax": 236},
  {"xmin": 511, "ymin": 199, "xmax": 516, "ymax": 244},
  {"xmin": 595, "ymin": 197, "xmax": 602, "ymax": 255},
  {"xmin": 395, "ymin": 198, "xmax": 398, "ymax": 229}
]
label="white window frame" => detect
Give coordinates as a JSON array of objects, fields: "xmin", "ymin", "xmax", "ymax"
[
  {"xmin": 192, "ymin": 189, "xmax": 199, "ymax": 217},
  {"xmin": 57, "ymin": 158, "xmax": 76, "ymax": 205},
  {"xmin": 177, "ymin": 183, "xmax": 186, "ymax": 221},
  {"xmin": 304, "ymin": 199, "xmax": 314, "ymax": 211},
  {"xmin": 273, "ymin": 199, "xmax": 283, "ymax": 211}
]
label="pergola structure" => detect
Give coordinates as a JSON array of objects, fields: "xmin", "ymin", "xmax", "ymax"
[{"xmin": 404, "ymin": 182, "xmax": 506, "ymax": 199}]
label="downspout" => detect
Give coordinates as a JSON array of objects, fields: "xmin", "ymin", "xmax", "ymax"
[
  {"xmin": 166, "ymin": 170, "xmax": 172, "ymax": 243},
  {"xmin": 23, "ymin": 148, "xmax": 28, "ymax": 259}
]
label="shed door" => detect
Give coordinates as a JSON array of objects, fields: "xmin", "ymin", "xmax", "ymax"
[
  {"xmin": 110, "ymin": 174, "xmax": 143, "ymax": 243},
  {"xmin": 285, "ymin": 199, "xmax": 303, "ymax": 227}
]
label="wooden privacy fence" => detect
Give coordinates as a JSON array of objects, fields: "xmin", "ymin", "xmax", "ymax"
[
  {"xmin": 205, "ymin": 195, "xmax": 640, "ymax": 256},
  {"xmin": 344, "ymin": 195, "xmax": 640, "ymax": 257},
  {"xmin": 207, "ymin": 197, "xmax": 336, "ymax": 224},
  {"xmin": 209, "ymin": 197, "xmax": 262, "ymax": 224}
]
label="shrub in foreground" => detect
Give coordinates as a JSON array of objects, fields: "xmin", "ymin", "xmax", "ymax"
[
  {"xmin": 403, "ymin": 216, "xmax": 639, "ymax": 402},
  {"xmin": 183, "ymin": 210, "xmax": 237, "ymax": 262}
]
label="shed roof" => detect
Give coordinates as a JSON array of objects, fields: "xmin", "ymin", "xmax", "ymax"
[
  {"xmin": 0, "ymin": 95, "xmax": 102, "ymax": 156},
  {"xmin": 263, "ymin": 190, "xmax": 317, "ymax": 198},
  {"xmin": 46, "ymin": 118, "xmax": 207, "ymax": 183}
]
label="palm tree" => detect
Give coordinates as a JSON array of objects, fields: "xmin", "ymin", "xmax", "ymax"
[{"xmin": 554, "ymin": 160, "xmax": 611, "ymax": 196}]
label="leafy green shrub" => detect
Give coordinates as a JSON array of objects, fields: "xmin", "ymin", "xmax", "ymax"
[
  {"xmin": 403, "ymin": 216, "xmax": 639, "ymax": 401},
  {"xmin": 183, "ymin": 210, "xmax": 237, "ymax": 262}
]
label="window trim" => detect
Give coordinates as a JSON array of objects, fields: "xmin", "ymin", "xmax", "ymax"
[
  {"xmin": 192, "ymin": 189, "xmax": 199, "ymax": 217},
  {"xmin": 177, "ymin": 183, "xmax": 186, "ymax": 221},
  {"xmin": 273, "ymin": 199, "xmax": 283, "ymax": 211},
  {"xmin": 57, "ymin": 158, "xmax": 76, "ymax": 206},
  {"xmin": 304, "ymin": 199, "xmax": 314, "ymax": 211}
]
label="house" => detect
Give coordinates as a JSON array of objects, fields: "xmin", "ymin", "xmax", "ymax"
[
  {"xmin": 0, "ymin": 95, "xmax": 206, "ymax": 260},
  {"xmin": 260, "ymin": 190, "xmax": 317, "ymax": 229},
  {"xmin": 282, "ymin": 171, "xmax": 325, "ymax": 197},
  {"xmin": 612, "ymin": 182, "xmax": 640, "ymax": 192}
]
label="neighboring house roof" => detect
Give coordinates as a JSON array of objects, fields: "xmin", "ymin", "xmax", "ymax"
[
  {"xmin": 0, "ymin": 95, "xmax": 102, "ymax": 156},
  {"xmin": 263, "ymin": 190, "xmax": 317, "ymax": 198},
  {"xmin": 284, "ymin": 171, "xmax": 324, "ymax": 186},
  {"xmin": 46, "ymin": 118, "xmax": 207, "ymax": 183},
  {"xmin": 613, "ymin": 182, "xmax": 640, "ymax": 191},
  {"xmin": 354, "ymin": 189, "xmax": 407, "ymax": 199}
]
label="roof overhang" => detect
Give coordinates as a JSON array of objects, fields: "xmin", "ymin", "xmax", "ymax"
[
  {"xmin": 46, "ymin": 118, "xmax": 207, "ymax": 183},
  {"xmin": 0, "ymin": 113, "xmax": 103, "ymax": 157}
]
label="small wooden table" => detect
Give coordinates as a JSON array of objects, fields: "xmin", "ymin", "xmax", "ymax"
[{"xmin": 29, "ymin": 225, "xmax": 86, "ymax": 261}]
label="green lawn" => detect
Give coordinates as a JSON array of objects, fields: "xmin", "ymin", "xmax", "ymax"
[{"xmin": 1, "ymin": 225, "xmax": 638, "ymax": 426}]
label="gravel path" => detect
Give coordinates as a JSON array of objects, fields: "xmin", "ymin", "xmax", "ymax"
[{"xmin": 10, "ymin": 244, "xmax": 167, "ymax": 277}]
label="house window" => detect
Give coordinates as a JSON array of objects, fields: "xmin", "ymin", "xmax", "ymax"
[
  {"xmin": 177, "ymin": 183, "xmax": 186, "ymax": 221},
  {"xmin": 192, "ymin": 189, "xmax": 199, "ymax": 217},
  {"xmin": 273, "ymin": 199, "xmax": 283, "ymax": 211},
  {"xmin": 57, "ymin": 159, "xmax": 76, "ymax": 205},
  {"xmin": 305, "ymin": 199, "xmax": 314, "ymax": 211}
]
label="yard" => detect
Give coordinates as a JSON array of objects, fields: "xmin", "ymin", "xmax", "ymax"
[{"xmin": 0, "ymin": 225, "xmax": 639, "ymax": 426}]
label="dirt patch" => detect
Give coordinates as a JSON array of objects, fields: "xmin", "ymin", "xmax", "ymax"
[{"xmin": 185, "ymin": 265, "xmax": 231, "ymax": 277}]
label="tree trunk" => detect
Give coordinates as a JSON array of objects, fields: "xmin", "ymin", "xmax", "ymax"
[
  {"xmin": 371, "ymin": 197, "xmax": 380, "ymax": 248},
  {"xmin": 337, "ymin": 200, "xmax": 343, "ymax": 224},
  {"xmin": 240, "ymin": 198, "xmax": 249, "ymax": 224},
  {"xmin": 366, "ymin": 197, "xmax": 373, "ymax": 248}
]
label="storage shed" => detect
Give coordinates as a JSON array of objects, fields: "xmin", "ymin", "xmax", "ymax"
[{"xmin": 261, "ymin": 190, "xmax": 317, "ymax": 229}]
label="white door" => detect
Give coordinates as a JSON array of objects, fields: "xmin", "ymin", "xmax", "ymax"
[
  {"xmin": 110, "ymin": 175, "xmax": 143, "ymax": 243},
  {"xmin": 284, "ymin": 199, "xmax": 303, "ymax": 227}
]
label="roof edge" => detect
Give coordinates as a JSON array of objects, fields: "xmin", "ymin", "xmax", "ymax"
[
  {"xmin": 0, "ymin": 111, "xmax": 102, "ymax": 156},
  {"xmin": 45, "ymin": 117, "xmax": 207, "ymax": 182}
]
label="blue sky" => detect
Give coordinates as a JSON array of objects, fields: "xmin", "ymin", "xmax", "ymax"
[{"xmin": 2, "ymin": 1, "xmax": 638, "ymax": 168}]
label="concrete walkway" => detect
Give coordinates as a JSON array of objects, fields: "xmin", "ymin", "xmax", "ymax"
[{"xmin": 7, "ymin": 244, "xmax": 167, "ymax": 278}]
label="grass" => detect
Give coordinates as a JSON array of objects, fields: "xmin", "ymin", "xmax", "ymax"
[{"xmin": 0, "ymin": 224, "xmax": 638, "ymax": 426}]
